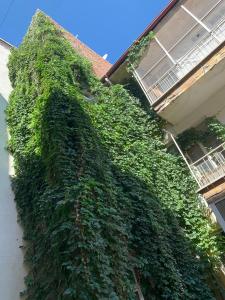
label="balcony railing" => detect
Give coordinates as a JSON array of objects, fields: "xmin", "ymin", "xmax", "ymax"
[
  {"xmin": 190, "ymin": 142, "xmax": 225, "ymax": 189},
  {"xmin": 136, "ymin": 4, "xmax": 225, "ymax": 105}
]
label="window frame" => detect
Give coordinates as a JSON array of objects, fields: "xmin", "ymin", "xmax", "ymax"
[{"xmin": 210, "ymin": 197, "xmax": 225, "ymax": 232}]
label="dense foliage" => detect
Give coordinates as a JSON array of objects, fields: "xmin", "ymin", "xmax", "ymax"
[
  {"xmin": 207, "ymin": 117, "xmax": 225, "ymax": 142},
  {"xmin": 7, "ymin": 12, "xmax": 225, "ymax": 299},
  {"xmin": 86, "ymin": 83, "xmax": 225, "ymax": 298}
]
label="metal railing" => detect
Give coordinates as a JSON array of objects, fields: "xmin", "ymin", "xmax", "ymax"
[
  {"xmin": 143, "ymin": 17, "xmax": 225, "ymax": 105},
  {"xmin": 190, "ymin": 142, "xmax": 225, "ymax": 188}
]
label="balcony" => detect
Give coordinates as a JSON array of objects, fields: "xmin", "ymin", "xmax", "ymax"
[
  {"xmin": 134, "ymin": 0, "xmax": 225, "ymax": 106},
  {"xmin": 190, "ymin": 142, "xmax": 225, "ymax": 189}
]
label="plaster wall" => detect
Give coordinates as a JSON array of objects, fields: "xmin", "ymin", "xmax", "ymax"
[
  {"xmin": 167, "ymin": 82, "xmax": 225, "ymax": 135},
  {"xmin": 0, "ymin": 40, "xmax": 26, "ymax": 299}
]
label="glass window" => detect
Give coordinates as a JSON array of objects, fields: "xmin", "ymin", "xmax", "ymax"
[
  {"xmin": 202, "ymin": 0, "xmax": 225, "ymax": 30},
  {"xmin": 143, "ymin": 56, "xmax": 174, "ymax": 89},
  {"xmin": 183, "ymin": 0, "xmax": 216, "ymax": 20},
  {"xmin": 186, "ymin": 144, "xmax": 205, "ymax": 163},
  {"xmin": 202, "ymin": 134, "xmax": 221, "ymax": 151},
  {"xmin": 156, "ymin": 4, "xmax": 196, "ymax": 52},
  {"xmin": 170, "ymin": 24, "xmax": 208, "ymax": 61},
  {"xmin": 216, "ymin": 199, "xmax": 225, "ymax": 221}
]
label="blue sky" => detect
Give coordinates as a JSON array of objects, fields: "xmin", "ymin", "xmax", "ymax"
[{"xmin": 0, "ymin": 0, "xmax": 170, "ymax": 63}]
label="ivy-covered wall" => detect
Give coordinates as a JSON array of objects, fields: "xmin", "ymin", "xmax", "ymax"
[{"xmin": 7, "ymin": 12, "xmax": 225, "ymax": 299}]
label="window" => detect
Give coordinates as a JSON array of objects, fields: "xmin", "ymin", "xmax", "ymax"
[
  {"xmin": 202, "ymin": 133, "xmax": 221, "ymax": 151},
  {"xmin": 215, "ymin": 199, "xmax": 225, "ymax": 221},
  {"xmin": 202, "ymin": 0, "xmax": 225, "ymax": 30},
  {"xmin": 186, "ymin": 143, "xmax": 205, "ymax": 163},
  {"xmin": 210, "ymin": 198, "xmax": 225, "ymax": 232},
  {"xmin": 184, "ymin": 0, "xmax": 216, "ymax": 20}
]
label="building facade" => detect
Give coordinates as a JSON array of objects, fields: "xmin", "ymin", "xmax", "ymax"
[
  {"xmin": 2, "ymin": 2, "xmax": 225, "ymax": 297},
  {"xmin": 106, "ymin": 0, "xmax": 225, "ymax": 235}
]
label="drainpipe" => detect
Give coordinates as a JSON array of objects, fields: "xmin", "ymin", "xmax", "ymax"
[{"xmin": 104, "ymin": 77, "xmax": 112, "ymax": 86}]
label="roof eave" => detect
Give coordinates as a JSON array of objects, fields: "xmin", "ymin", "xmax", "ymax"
[
  {"xmin": 0, "ymin": 38, "xmax": 14, "ymax": 48},
  {"xmin": 103, "ymin": 0, "xmax": 179, "ymax": 80}
]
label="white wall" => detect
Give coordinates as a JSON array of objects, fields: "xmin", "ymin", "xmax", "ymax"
[{"xmin": 0, "ymin": 40, "xmax": 27, "ymax": 299}]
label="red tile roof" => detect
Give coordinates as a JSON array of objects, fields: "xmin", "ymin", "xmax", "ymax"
[
  {"xmin": 63, "ymin": 30, "xmax": 112, "ymax": 78},
  {"xmin": 47, "ymin": 15, "xmax": 112, "ymax": 78}
]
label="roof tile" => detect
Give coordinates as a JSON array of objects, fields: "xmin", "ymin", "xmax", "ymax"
[{"xmin": 49, "ymin": 16, "xmax": 112, "ymax": 78}]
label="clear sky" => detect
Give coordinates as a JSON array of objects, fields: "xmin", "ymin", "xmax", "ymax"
[{"xmin": 0, "ymin": 0, "xmax": 170, "ymax": 63}]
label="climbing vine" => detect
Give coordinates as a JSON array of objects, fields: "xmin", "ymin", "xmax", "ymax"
[
  {"xmin": 7, "ymin": 11, "xmax": 225, "ymax": 300},
  {"xmin": 126, "ymin": 31, "xmax": 155, "ymax": 72},
  {"xmin": 7, "ymin": 13, "xmax": 134, "ymax": 300},
  {"xmin": 207, "ymin": 117, "xmax": 225, "ymax": 141},
  {"xmin": 86, "ymin": 83, "xmax": 225, "ymax": 299}
]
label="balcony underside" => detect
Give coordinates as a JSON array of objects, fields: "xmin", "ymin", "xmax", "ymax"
[{"xmin": 154, "ymin": 42, "xmax": 225, "ymax": 134}]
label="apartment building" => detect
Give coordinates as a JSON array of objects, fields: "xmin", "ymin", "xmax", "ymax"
[
  {"xmin": 1, "ymin": 2, "xmax": 225, "ymax": 297},
  {"xmin": 105, "ymin": 0, "xmax": 225, "ymax": 234}
]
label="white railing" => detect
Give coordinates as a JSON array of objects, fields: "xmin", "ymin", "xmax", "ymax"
[
  {"xmin": 144, "ymin": 17, "xmax": 225, "ymax": 105},
  {"xmin": 190, "ymin": 142, "xmax": 225, "ymax": 188}
]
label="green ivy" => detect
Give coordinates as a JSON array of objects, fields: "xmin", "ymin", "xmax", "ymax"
[
  {"xmin": 86, "ymin": 83, "xmax": 225, "ymax": 299},
  {"xmin": 207, "ymin": 117, "xmax": 225, "ymax": 141},
  {"xmin": 7, "ymin": 11, "xmax": 225, "ymax": 300},
  {"xmin": 126, "ymin": 31, "xmax": 155, "ymax": 72}
]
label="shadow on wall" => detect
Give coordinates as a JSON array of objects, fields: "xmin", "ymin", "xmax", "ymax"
[{"xmin": 0, "ymin": 93, "xmax": 27, "ymax": 300}]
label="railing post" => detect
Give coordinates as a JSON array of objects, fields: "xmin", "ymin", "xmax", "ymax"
[
  {"xmin": 131, "ymin": 2, "xmax": 225, "ymax": 106},
  {"xmin": 132, "ymin": 65, "xmax": 153, "ymax": 105},
  {"xmin": 168, "ymin": 132, "xmax": 202, "ymax": 187}
]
